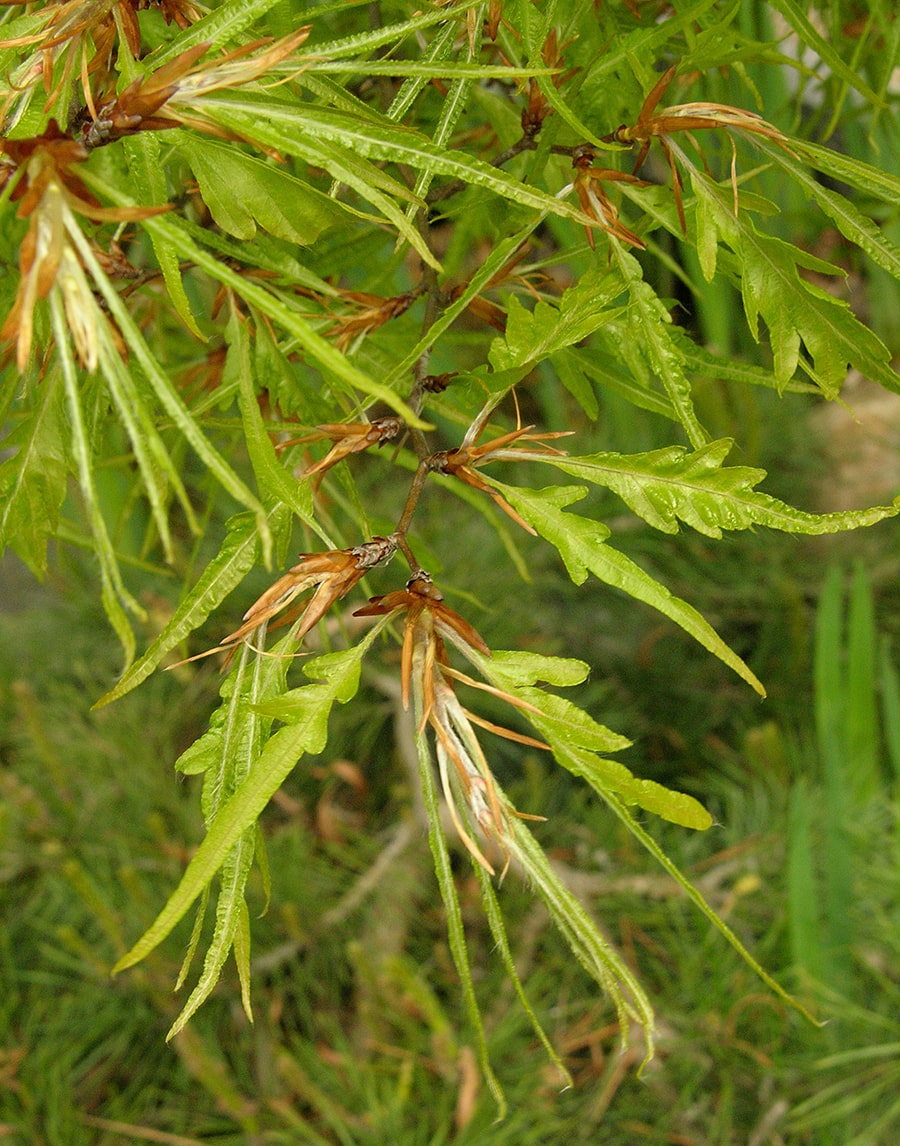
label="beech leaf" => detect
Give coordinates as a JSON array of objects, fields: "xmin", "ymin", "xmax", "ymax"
[
  {"xmin": 488, "ymin": 482, "xmax": 766, "ymax": 697},
  {"xmin": 538, "ymin": 440, "xmax": 900, "ymax": 538}
]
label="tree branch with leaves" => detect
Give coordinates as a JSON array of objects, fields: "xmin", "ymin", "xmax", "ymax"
[{"xmin": 2, "ymin": 0, "xmax": 898, "ymax": 1111}]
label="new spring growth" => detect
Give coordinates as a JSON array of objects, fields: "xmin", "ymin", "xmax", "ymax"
[
  {"xmin": 79, "ymin": 29, "xmax": 312, "ymax": 148},
  {"xmin": 571, "ymin": 145, "xmax": 648, "ymax": 249},
  {"xmin": 355, "ymin": 573, "xmax": 547, "ymax": 877},
  {"xmin": 0, "ymin": 0, "xmax": 203, "ymax": 131},
  {"xmin": 169, "ymin": 537, "xmax": 398, "ymax": 669},
  {"xmin": 0, "ymin": 122, "xmax": 167, "ymax": 370},
  {"xmin": 430, "ymin": 399, "xmax": 571, "ymax": 533},
  {"xmin": 277, "ymin": 417, "xmax": 404, "ymax": 485},
  {"xmin": 605, "ymin": 63, "xmax": 792, "ymax": 232}
]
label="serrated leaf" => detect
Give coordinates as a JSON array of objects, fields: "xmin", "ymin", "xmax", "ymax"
[
  {"xmin": 796, "ymin": 140, "xmax": 900, "ymax": 206},
  {"xmin": 551, "ymin": 349, "xmax": 600, "ymax": 420},
  {"xmin": 0, "ymin": 369, "xmax": 67, "ymax": 576},
  {"xmin": 562, "ymin": 340, "xmax": 679, "ymax": 420},
  {"xmin": 254, "ymin": 626, "xmax": 384, "ymax": 722},
  {"xmin": 465, "ymin": 648, "xmax": 707, "ymax": 828},
  {"xmin": 200, "ymin": 96, "xmax": 608, "ymax": 232},
  {"xmin": 488, "ymin": 481, "xmax": 766, "ymax": 696},
  {"xmin": 78, "ymin": 172, "xmax": 428, "ymax": 428},
  {"xmin": 186, "ymin": 137, "xmax": 346, "ymax": 245},
  {"xmin": 488, "ymin": 264, "xmax": 625, "ymax": 372},
  {"xmin": 690, "ymin": 172, "xmax": 900, "ymax": 397},
  {"xmin": 536, "ymin": 439, "xmax": 900, "ymax": 538},
  {"xmin": 168, "ymin": 820, "xmax": 256, "ymax": 1039},
  {"xmin": 193, "ymin": 109, "xmax": 440, "ymax": 269},
  {"xmin": 517, "ymin": 688, "xmax": 633, "ymax": 753},
  {"xmin": 95, "ymin": 506, "xmax": 290, "ymax": 708},
  {"xmin": 114, "ymin": 628, "xmax": 383, "ymax": 973},
  {"xmin": 310, "ymin": 6, "xmax": 464, "ymax": 63},
  {"xmin": 149, "ymin": 0, "xmax": 292, "ymax": 66},
  {"xmin": 463, "ymin": 647, "xmax": 630, "ymax": 752},
  {"xmin": 123, "ymin": 134, "xmax": 203, "ymax": 339},
  {"xmin": 552, "ymin": 738, "xmax": 712, "ymax": 830},
  {"xmin": 611, "ymin": 244, "xmax": 709, "ymax": 448},
  {"xmin": 168, "ymin": 640, "xmax": 279, "ymax": 1038},
  {"xmin": 678, "ymin": 335, "xmax": 818, "ymax": 395},
  {"xmin": 476, "ymin": 649, "xmax": 592, "ymax": 690},
  {"xmin": 225, "ymin": 308, "xmax": 324, "ymax": 537},
  {"xmin": 754, "ymin": 138, "xmax": 900, "ymax": 281}
]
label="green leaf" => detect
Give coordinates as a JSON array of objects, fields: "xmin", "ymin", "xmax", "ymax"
[
  {"xmin": 387, "ymin": 15, "xmax": 459, "ymax": 122},
  {"xmin": 472, "ymin": 862, "xmax": 572, "ymax": 1088},
  {"xmin": 185, "ymin": 137, "xmax": 346, "ymax": 245},
  {"xmin": 562, "ymin": 340, "xmax": 679, "ymax": 421},
  {"xmin": 578, "ymin": 0, "xmax": 722, "ymax": 92},
  {"xmin": 254, "ymin": 626, "xmax": 385, "ymax": 723},
  {"xmin": 114, "ymin": 628, "xmax": 385, "ymax": 973},
  {"xmin": 488, "ymin": 264, "xmax": 626, "ymax": 371},
  {"xmin": 168, "ymin": 640, "xmax": 277, "ymax": 1038},
  {"xmin": 382, "ymin": 216, "xmax": 554, "ymax": 393},
  {"xmin": 679, "ymin": 336, "xmax": 818, "ymax": 395},
  {"xmin": 413, "ymin": 724, "xmax": 506, "ymax": 1116},
  {"xmin": 507, "ymin": 812, "xmax": 656, "ymax": 1064},
  {"xmin": 796, "ymin": 140, "xmax": 900, "ymax": 206},
  {"xmin": 225, "ymin": 307, "xmax": 325, "ymax": 538},
  {"xmin": 123, "ymin": 134, "xmax": 203, "ymax": 339},
  {"xmin": 466, "ymin": 648, "xmax": 631, "ymax": 752},
  {"xmin": 311, "ymin": 60, "xmax": 552, "ymax": 80},
  {"xmin": 168, "ymin": 799, "xmax": 257, "ymax": 1039},
  {"xmin": 689, "ymin": 172, "xmax": 900, "ymax": 397},
  {"xmin": 77, "ymin": 172, "xmax": 428, "ymax": 428},
  {"xmin": 610, "ymin": 244, "xmax": 709, "ymax": 448},
  {"xmin": 476, "ymin": 648, "xmax": 592, "ymax": 690},
  {"xmin": 0, "ymin": 369, "xmax": 68, "ymax": 577},
  {"xmin": 94, "ymin": 506, "xmax": 290, "ymax": 708},
  {"xmin": 191, "ymin": 112, "xmax": 440, "ymax": 269},
  {"xmin": 149, "ymin": 0, "xmax": 293, "ymax": 66},
  {"xmin": 50, "ymin": 292, "xmax": 142, "ymax": 666},
  {"xmin": 466, "ymin": 648, "xmax": 710, "ymax": 829},
  {"xmin": 755, "ymin": 139, "xmax": 900, "ymax": 281},
  {"xmin": 309, "ymin": 6, "xmax": 465, "ymax": 63},
  {"xmin": 537, "ymin": 439, "xmax": 900, "ymax": 537},
  {"xmin": 488, "ymin": 482, "xmax": 766, "ymax": 696},
  {"xmin": 551, "ymin": 737, "xmax": 712, "ymax": 831},
  {"xmin": 94, "ymin": 318, "xmax": 198, "ymax": 563},
  {"xmin": 517, "ymin": 688, "xmax": 633, "ymax": 754},
  {"xmin": 402, "ymin": 16, "xmax": 481, "ymax": 225},
  {"xmin": 550, "ymin": 348, "xmax": 600, "ymax": 420},
  {"xmin": 66, "ymin": 222, "xmax": 274, "ymax": 560},
  {"xmin": 200, "ymin": 96, "xmax": 607, "ymax": 231}
]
